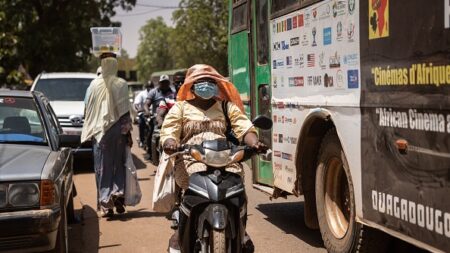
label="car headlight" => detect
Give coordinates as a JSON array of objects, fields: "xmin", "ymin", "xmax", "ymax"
[
  {"xmin": 8, "ymin": 183, "xmax": 40, "ymax": 207},
  {"xmin": 204, "ymin": 149, "xmax": 232, "ymax": 168},
  {"xmin": 0, "ymin": 184, "xmax": 7, "ymax": 208}
]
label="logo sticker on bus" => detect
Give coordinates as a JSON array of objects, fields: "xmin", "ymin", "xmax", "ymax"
[
  {"xmin": 347, "ymin": 20, "xmax": 356, "ymax": 42},
  {"xmin": 348, "ymin": 0, "xmax": 356, "ymax": 15},
  {"xmin": 333, "ymin": 0, "xmax": 347, "ymax": 17},
  {"xmin": 290, "ymin": 37, "xmax": 300, "ymax": 46},
  {"xmin": 312, "ymin": 27, "xmax": 318, "ymax": 46},
  {"xmin": 348, "ymin": 70, "xmax": 359, "ymax": 88},
  {"xmin": 324, "ymin": 73, "xmax": 334, "ymax": 87},
  {"xmin": 319, "ymin": 52, "xmax": 327, "ymax": 69},
  {"xmin": 323, "ymin": 27, "xmax": 332, "ymax": 45},
  {"xmin": 307, "ymin": 54, "xmax": 315, "ymax": 67},
  {"xmin": 329, "ymin": 52, "xmax": 341, "ymax": 68},
  {"xmin": 298, "ymin": 14, "xmax": 304, "ymax": 27},
  {"xmin": 337, "ymin": 21, "xmax": 344, "ymax": 41}
]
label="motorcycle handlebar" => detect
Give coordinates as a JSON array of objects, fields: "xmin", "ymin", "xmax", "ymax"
[{"xmin": 164, "ymin": 144, "xmax": 266, "ymax": 161}]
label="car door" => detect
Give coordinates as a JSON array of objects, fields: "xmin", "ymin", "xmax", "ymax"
[{"xmin": 40, "ymin": 96, "xmax": 73, "ymax": 205}]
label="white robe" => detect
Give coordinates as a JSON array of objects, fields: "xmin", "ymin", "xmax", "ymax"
[{"xmin": 81, "ymin": 57, "xmax": 130, "ymax": 143}]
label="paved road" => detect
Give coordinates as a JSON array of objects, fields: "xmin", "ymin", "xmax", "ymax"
[
  {"xmin": 68, "ymin": 131, "xmax": 326, "ymax": 253},
  {"xmin": 67, "ymin": 131, "xmax": 425, "ymax": 253}
]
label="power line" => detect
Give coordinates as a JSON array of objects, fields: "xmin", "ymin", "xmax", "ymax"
[
  {"xmin": 115, "ymin": 7, "xmax": 169, "ymax": 17},
  {"xmin": 135, "ymin": 3, "xmax": 179, "ymax": 9}
]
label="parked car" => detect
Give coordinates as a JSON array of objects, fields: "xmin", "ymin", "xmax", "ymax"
[
  {"xmin": 0, "ymin": 90, "xmax": 78, "ymax": 253},
  {"xmin": 31, "ymin": 72, "xmax": 96, "ymax": 162}
]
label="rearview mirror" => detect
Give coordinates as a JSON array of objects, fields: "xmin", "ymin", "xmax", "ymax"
[
  {"xmin": 59, "ymin": 134, "xmax": 81, "ymax": 148},
  {"xmin": 252, "ymin": 115, "xmax": 273, "ymax": 130}
]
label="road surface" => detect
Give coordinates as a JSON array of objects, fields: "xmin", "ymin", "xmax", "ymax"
[{"xmin": 67, "ymin": 131, "xmax": 424, "ymax": 253}]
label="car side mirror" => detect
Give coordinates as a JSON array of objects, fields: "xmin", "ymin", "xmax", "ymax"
[
  {"xmin": 59, "ymin": 134, "xmax": 81, "ymax": 148},
  {"xmin": 252, "ymin": 115, "xmax": 273, "ymax": 130}
]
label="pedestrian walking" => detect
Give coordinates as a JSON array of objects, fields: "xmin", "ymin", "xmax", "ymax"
[{"xmin": 81, "ymin": 52, "xmax": 133, "ymax": 217}]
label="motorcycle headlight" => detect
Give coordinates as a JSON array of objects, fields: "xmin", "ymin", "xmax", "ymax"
[
  {"xmin": 0, "ymin": 184, "xmax": 7, "ymax": 208},
  {"xmin": 204, "ymin": 149, "xmax": 231, "ymax": 168},
  {"xmin": 8, "ymin": 183, "xmax": 40, "ymax": 207}
]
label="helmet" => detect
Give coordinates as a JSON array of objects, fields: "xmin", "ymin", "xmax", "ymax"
[{"xmin": 159, "ymin": 74, "xmax": 170, "ymax": 83}]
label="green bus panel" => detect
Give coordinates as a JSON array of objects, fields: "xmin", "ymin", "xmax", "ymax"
[{"xmin": 251, "ymin": 0, "xmax": 273, "ymax": 186}]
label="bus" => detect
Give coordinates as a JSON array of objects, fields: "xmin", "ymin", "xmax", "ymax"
[{"xmin": 228, "ymin": 0, "xmax": 450, "ymax": 252}]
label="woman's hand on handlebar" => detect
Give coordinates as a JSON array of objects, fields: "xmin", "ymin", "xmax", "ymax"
[
  {"xmin": 244, "ymin": 132, "xmax": 268, "ymax": 154},
  {"xmin": 250, "ymin": 141, "xmax": 268, "ymax": 153},
  {"xmin": 163, "ymin": 138, "xmax": 180, "ymax": 155}
]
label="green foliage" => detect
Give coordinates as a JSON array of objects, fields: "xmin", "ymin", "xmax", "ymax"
[
  {"xmin": 136, "ymin": 17, "xmax": 174, "ymax": 82},
  {"xmin": 0, "ymin": 0, "xmax": 136, "ymax": 87},
  {"xmin": 137, "ymin": 0, "xmax": 229, "ymax": 82},
  {"xmin": 171, "ymin": 0, "xmax": 229, "ymax": 75}
]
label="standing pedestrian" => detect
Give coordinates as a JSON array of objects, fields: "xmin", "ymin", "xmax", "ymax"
[
  {"xmin": 134, "ymin": 81, "xmax": 154, "ymax": 148},
  {"xmin": 81, "ymin": 52, "xmax": 132, "ymax": 217}
]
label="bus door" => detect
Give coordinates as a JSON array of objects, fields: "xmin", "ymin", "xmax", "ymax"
[
  {"xmin": 229, "ymin": 0, "xmax": 251, "ymax": 113},
  {"xmin": 250, "ymin": 0, "xmax": 274, "ymax": 187}
]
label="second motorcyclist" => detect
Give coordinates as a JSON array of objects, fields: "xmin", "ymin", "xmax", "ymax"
[{"xmin": 144, "ymin": 75, "xmax": 176, "ymax": 161}]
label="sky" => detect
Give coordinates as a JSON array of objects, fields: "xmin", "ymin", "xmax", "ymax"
[{"xmin": 112, "ymin": 0, "xmax": 181, "ymax": 58}]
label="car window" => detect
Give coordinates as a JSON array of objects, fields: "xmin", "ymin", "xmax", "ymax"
[
  {"xmin": 45, "ymin": 103, "xmax": 62, "ymax": 134},
  {"xmin": 0, "ymin": 97, "xmax": 47, "ymax": 144},
  {"xmin": 34, "ymin": 78, "xmax": 93, "ymax": 101}
]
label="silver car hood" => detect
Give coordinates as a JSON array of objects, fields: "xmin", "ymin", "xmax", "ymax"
[{"xmin": 0, "ymin": 144, "xmax": 51, "ymax": 181}]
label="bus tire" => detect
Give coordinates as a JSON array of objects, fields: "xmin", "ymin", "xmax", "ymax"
[{"xmin": 315, "ymin": 128, "xmax": 389, "ymax": 253}]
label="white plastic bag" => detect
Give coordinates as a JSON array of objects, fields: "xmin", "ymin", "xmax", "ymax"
[
  {"xmin": 152, "ymin": 152, "xmax": 175, "ymax": 213},
  {"xmin": 124, "ymin": 147, "xmax": 142, "ymax": 206}
]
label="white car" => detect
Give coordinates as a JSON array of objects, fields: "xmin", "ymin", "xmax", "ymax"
[{"xmin": 31, "ymin": 72, "xmax": 97, "ymax": 156}]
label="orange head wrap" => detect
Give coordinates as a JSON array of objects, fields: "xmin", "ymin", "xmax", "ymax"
[{"xmin": 177, "ymin": 64, "xmax": 244, "ymax": 112}]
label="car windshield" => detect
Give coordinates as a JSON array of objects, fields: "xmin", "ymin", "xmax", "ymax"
[
  {"xmin": 0, "ymin": 97, "xmax": 47, "ymax": 144},
  {"xmin": 34, "ymin": 78, "xmax": 92, "ymax": 101}
]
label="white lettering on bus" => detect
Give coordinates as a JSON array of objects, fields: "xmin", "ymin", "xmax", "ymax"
[{"xmin": 371, "ymin": 190, "xmax": 450, "ymax": 238}]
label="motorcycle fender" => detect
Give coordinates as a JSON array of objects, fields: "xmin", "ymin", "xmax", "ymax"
[{"xmin": 197, "ymin": 204, "xmax": 229, "ymax": 237}]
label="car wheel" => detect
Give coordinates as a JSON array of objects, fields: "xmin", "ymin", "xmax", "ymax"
[
  {"xmin": 52, "ymin": 197, "xmax": 68, "ymax": 253},
  {"xmin": 315, "ymin": 128, "xmax": 389, "ymax": 253}
]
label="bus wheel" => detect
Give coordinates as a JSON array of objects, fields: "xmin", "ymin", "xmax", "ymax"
[{"xmin": 315, "ymin": 129, "xmax": 389, "ymax": 253}]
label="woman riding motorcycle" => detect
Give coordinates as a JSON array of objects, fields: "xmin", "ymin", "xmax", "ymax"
[{"xmin": 160, "ymin": 64, "xmax": 267, "ymax": 252}]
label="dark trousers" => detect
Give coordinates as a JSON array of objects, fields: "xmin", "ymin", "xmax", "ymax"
[
  {"xmin": 138, "ymin": 114, "xmax": 147, "ymax": 143},
  {"xmin": 146, "ymin": 118, "xmax": 156, "ymax": 156}
]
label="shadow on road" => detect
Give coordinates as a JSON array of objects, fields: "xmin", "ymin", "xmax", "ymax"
[
  {"xmin": 132, "ymin": 153, "xmax": 147, "ymax": 170},
  {"xmin": 74, "ymin": 152, "xmax": 149, "ymax": 175},
  {"xmin": 256, "ymin": 202, "xmax": 427, "ymax": 252},
  {"xmin": 69, "ymin": 205, "xmax": 100, "ymax": 253},
  {"xmin": 106, "ymin": 208, "xmax": 167, "ymax": 222},
  {"xmin": 255, "ymin": 201, "xmax": 324, "ymax": 248}
]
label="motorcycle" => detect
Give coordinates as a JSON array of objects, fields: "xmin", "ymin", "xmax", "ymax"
[{"xmin": 168, "ymin": 116, "xmax": 272, "ymax": 253}]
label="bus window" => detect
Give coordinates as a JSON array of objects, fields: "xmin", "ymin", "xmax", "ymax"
[
  {"xmin": 256, "ymin": 0, "xmax": 269, "ymax": 65},
  {"xmin": 231, "ymin": 0, "xmax": 248, "ymax": 34},
  {"xmin": 271, "ymin": 0, "xmax": 299, "ymax": 17}
]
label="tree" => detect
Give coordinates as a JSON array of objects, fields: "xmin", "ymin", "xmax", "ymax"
[
  {"xmin": 136, "ymin": 17, "xmax": 174, "ymax": 82},
  {"xmin": 170, "ymin": 0, "xmax": 229, "ymax": 75},
  {"xmin": 135, "ymin": 0, "xmax": 230, "ymax": 80},
  {"xmin": 0, "ymin": 0, "xmax": 136, "ymax": 87}
]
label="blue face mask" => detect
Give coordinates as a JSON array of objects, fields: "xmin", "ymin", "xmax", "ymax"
[{"xmin": 193, "ymin": 82, "xmax": 218, "ymax": 100}]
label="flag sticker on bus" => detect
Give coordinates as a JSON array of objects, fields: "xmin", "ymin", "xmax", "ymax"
[{"xmin": 369, "ymin": 0, "xmax": 389, "ymax": 39}]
